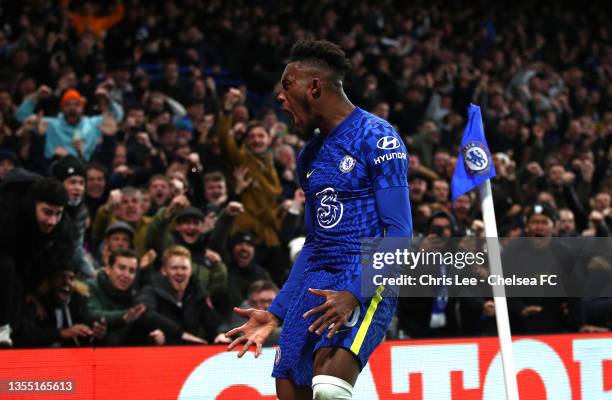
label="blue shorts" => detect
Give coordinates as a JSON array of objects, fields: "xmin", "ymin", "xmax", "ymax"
[{"xmin": 272, "ymin": 267, "xmax": 396, "ymax": 387}]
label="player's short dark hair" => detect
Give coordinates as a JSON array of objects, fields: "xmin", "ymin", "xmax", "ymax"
[
  {"xmin": 289, "ymin": 40, "xmax": 351, "ymax": 81},
  {"xmin": 109, "ymin": 248, "xmax": 139, "ymax": 269}
]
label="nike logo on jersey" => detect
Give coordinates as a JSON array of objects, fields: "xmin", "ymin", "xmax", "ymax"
[{"xmin": 306, "ymin": 169, "xmax": 316, "ymax": 178}]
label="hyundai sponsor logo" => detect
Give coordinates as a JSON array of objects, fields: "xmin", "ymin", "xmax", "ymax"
[
  {"xmin": 376, "ymin": 136, "xmax": 401, "ymax": 150},
  {"xmin": 374, "ymin": 152, "xmax": 407, "ymax": 164}
]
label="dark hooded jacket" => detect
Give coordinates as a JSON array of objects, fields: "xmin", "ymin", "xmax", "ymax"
[
  {"xmin": 86, "ymin": 270, "xmax": 138, "ymax": 346},
  {"xmin": 134, "ymin": 273, "xmax": 222, "ymax": 344},
  {"xmin": 0, "ymin": 169, "xmax": 75, "ymax": 292}
]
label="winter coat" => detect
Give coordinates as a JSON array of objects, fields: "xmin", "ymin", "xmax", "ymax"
[
  {"xmin": 215, "ymin": 113, "xmax": 281, "ymax": 246},
  {"xmin": 0, "ymin": 181, "xmax": 75, "ymax": 293},
  {"xmin": 134, "ymin": 273, "xmax": 221, "ymax": 344},
  {"xmin": 86, "ymin": 270, "xmax": 138, "ymax": 346}
]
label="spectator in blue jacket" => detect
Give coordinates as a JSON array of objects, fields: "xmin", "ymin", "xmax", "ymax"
[{"xmin": 15, "ymin": 84, "xmax": 123, "ymax": 162}]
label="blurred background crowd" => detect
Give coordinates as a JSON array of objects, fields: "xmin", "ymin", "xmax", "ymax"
[{"xmin": 0, "ymin": 0, "xmax": 610, "ymax": 348}]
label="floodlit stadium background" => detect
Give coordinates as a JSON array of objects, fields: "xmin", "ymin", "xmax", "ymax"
[{"xmin": 1, "ymin": 0, "xmax": 611, "ymax": 398}]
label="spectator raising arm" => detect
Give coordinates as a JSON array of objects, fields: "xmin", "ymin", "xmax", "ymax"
[{"xmin": 15, "ymin": 84, "xmax": 124, "ymax": 161}]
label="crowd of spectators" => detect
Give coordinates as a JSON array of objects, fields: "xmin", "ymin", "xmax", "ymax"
[{"xmin": 0, "ymin": 0, "xmax": 610, "ymax": 347}]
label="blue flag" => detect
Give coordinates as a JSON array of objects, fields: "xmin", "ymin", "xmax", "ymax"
[{"xmin": 451, "ymin": 104, "xmax": 496, "ymax": 202}]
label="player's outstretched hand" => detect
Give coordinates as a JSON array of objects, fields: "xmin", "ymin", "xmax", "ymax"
[
  {"xmin": 303, "ymin": 289, "xmax": 359, "ymax": 338},
  {"xmin": 226, "ymin": 308, "xmax": 279, "ymax": 358}
]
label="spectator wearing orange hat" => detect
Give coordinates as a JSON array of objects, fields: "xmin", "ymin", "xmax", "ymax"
[{"xmin": 15, "ymin": 83, "xmax": 124, "ymax": 162}]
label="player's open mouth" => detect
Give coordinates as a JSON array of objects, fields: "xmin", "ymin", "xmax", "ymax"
[{"xmin": 283, "ymin": 109, "xmax": 296, "ymax": 127}]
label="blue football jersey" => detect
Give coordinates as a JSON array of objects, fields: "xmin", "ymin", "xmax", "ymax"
[{"xmin": 297, "ymin": 107, "xmax": 409, "ymax": 271}]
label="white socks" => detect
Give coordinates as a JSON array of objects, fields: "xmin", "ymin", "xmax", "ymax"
[{"xmin": 312, "ymin": 375, "xmax": 353, "ymax": 399}]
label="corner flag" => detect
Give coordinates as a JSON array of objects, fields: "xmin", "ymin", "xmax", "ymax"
[
  {"xmin": 452, "ymin": 104, "xmax": 519, "ymax": 400},
  {"xmin": 451, "ymin": 104, "xmax": 496, "ymax": 202}
]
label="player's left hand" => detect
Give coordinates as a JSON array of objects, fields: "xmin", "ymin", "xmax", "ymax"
[
  {"xmin": 304, "ymin": 289, "xmax": 359, "ymax": 338},
  {"xmin": 226, "ymin": 308, "xmax": 279, "ymax": 358}
]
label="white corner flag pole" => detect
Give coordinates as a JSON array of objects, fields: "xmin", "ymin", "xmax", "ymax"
[{"xmin": 479, "ymin": 180, "xmax": 520, "ymax": 400}]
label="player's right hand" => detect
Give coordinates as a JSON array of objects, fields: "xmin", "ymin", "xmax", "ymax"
[{"xmin": 226, "ymin": 308, "xmax": 279, "ymax": 358}]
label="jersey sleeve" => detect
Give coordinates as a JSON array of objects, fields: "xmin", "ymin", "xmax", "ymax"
[
  {"xmin": 361, "ymin": 122, "xmax": 409, "ymax": 190},
  {"xmin": 374, "ymin": 186, "xmax": 413, "ymax": 237},
  {"xmin": 345, "ymin": 186, "xmax": 413, "ymax": 304}
]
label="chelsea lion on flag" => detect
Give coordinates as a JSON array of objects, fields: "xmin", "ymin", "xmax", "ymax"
[
  {"xmin": 451, "ymin": 104, "xmax": 496, "ymax": 202},
  {"xmin": 451, "ymin": 103, "xmax": 522, "ymax": 400}
]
